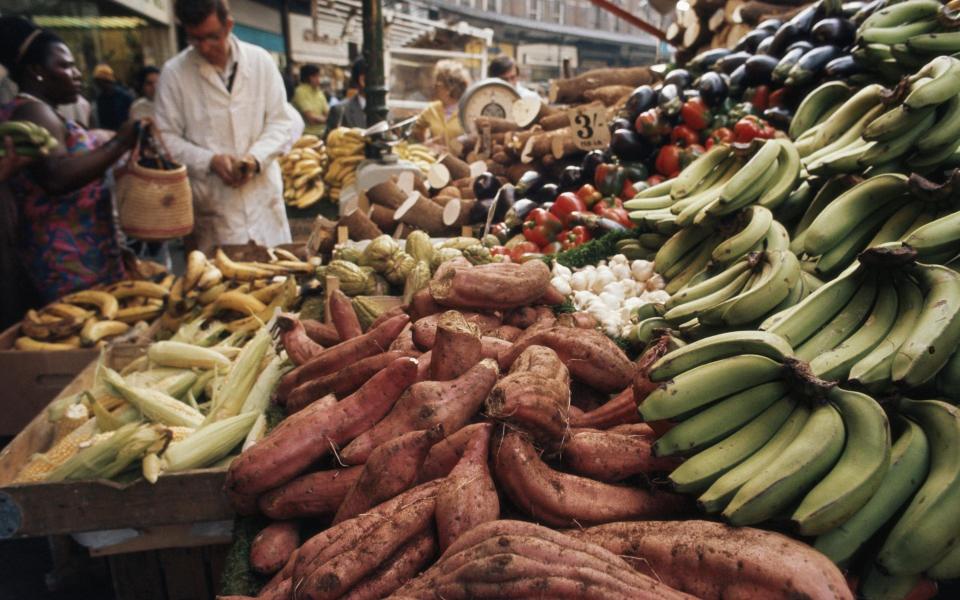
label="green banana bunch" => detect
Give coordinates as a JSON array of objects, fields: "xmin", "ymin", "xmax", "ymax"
[
  {"xmin": 0, "ymin": 120, "xmax": 58, "ymax": 156},
  {"xmin": 789, "ymin": 81, "xmax": 853, "ymax": 141}
]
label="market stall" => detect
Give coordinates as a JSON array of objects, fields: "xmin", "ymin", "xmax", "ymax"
[{"xmin": 3, "ymin": 0, "xmax": 960, "ymax": 598}]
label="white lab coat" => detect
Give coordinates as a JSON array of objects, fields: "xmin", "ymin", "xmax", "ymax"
[{"xmin": 154, "ymin": 36, "xmax": 293, "ymax": 253}]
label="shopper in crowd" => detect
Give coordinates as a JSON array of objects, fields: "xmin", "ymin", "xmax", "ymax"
[
  {"xmin": 488, "ymin": 55, "xmax": 539, "ymax": 99},
  {"xmin": 0, "ymin": 17, "xmax": 140, "ymax": 302},
  {"xmin": 129, "ymin": 65, "xmax": 160, "ymax": 121},
  {"xmin": 325, "ymin": 58, "xmax": 368, "ymax": 133},
  {"xmin": 92, "ymin": 63, "xmax": 134, "ymax": 131},
  {"xmin": 155, "ymin": 0, "xmax": 293, "ymax": 254},
  {"xmin": 411, "ymin": 60, "xmax": 470, "ymax": 149},
  {"xmin": 292, "ymin": 64, "xmax": 329, "ymax": 137}
]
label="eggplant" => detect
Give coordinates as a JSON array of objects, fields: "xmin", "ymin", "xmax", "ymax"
[
  {"xmin": 473, "ymin": 172, "xmax": 501, "ymax": 201},
  {"xmin": 768, "ymin": 22, "xmax": 801, "ymax": 57},
  {"xmin": 580, "ymin": 150, "xmax": 605, "ymax": 184},
  {"xmin": 610, "ymin": 129, "xmax": 651, "ymax": 163},
  {"xmin": 786, "ymin": 45, "xmax": 844, "ymax": 86},
  {"xmin": 811, "ymin": 18, "xmax": 856, "ymax": 47},
  {"xmin": 469, "ymin": 198, "xmax": 494, "ymax": 223},
  {"xmin": 664, "ymin": 68, "xmax": 692, "ymax": 91},
  {"xmin": 566, "ymin": 211, "xmax": 626, "ymax": 234},
  {"xmin": 763, "ymin": 107, "xmax": 793, "ymax": 130},
  {"xmin": 682, "ymin": 88, "xmax": 701, "ymax": 102},
  {"xmin": 515, "ymin": 170, "xmax": 545, "ymax": 198},
  {"xmin": 492, "ymin": 184, "xmax": 515, "ymax": 222},
  {"xmin": 657, "ymin": 84, "xmax": 682, "ymax": 116},
  {"xmin": 697, "ymin": 71, "xmax": 728, "ymax": 107},
  {"xmin": 623, "ymin": 85, "xmax": 656, "ymax": 120},
  {"xmin": 687, "ymin": 48, "xmax": 732, "ymax": 72},
  {"xmin": 728, "ymin": 64, "xmax": 747, "ymax": 98},
  {"xmin": 824, "ymin": 54, "xmax": 862, "ymax": 79},
  {"xmin": 772, "ymin": 47, "xmax": 806, "ymax": 85},
  {"xmin": 715, "ymin": 51, "xmax": 753, "ymax": 74},
  {"xmin": 852, "ymin": 0, "xmax": 884, "ymax": 25},
  {"xmin": 757, "ymin": 18, "xmax": 783, "ymax": 31},
  {"xmin": 786, "ymin": 40, "xmax": 815, "ymax": 54},
  {"xmin": 788, "ymin": 4, "xmax": 820, "ymax": 34},
  {"xmin": 558, "ymin": 166, "xmax": 583, "ymax": 192},
  {"xmin": 734, "ymin": 29, "xmax": 772, "ymax": 53},
  {"xmin": 743, "ymin": 55, "xmax": 780, "ymax": 86},
  {"xmin": 531, "ymin": 183, "xmax": 559, "ymax": 205},
  {"xmin": 755, "ymin": 35, "xmax": 777, "ymax": 57},
  {"xmin": 503, "ymin": 198, "xmax": 538, "ymax": 230},
  {"xmin": 842, "ymin": 1, "xmax": 866, "ymax": 17},
  {"xmin": 609, "ymin": 116, "xmax": 633, "ymax": 132}
]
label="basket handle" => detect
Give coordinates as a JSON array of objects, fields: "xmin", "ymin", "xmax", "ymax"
[{"xmin": 129, "ymin": 121, "xmax": 177, "ymax": 166}]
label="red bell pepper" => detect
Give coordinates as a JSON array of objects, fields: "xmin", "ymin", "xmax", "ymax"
[
  {"xmin": 541, "ymin": 241, "xmax": 564, "ymax": 255},
  {"xmin": 750, "ymin": 85, "xmax": 770, "ymax": 112},
  {"xmin": 680, "ymin": 97, "xmax": 711, "ymax": 131},
  {"xmin": 734, "ymin": 116, "xmax": 776, "ymax": 144},
  {"xmin": 550, "ymin": 192, "xmax": 588, "ymax": 227},
  {"xmin": 562, "ymin": 225, "xmax": 592, "ymax": 250},
  {"xmin": 655, "ymin": 144, "xmax": 682, "ymax": 178},
  {"xmin": 509, "ymin": 241, "xmax": 540, "ymax": 262},
  {"xmin": 574, "ymin": 183, "xmax": 602, "ymax": 206},
  {"xmin": 522, "ymin": 208, "xmax": 563, "ymax": 247},
  {"xmin": 705, "ymin": 127, "xmax": 734, "ymax": 149},
  {"xmin": 671, "ymin": 124, "xmax": 699, "ymax": 147},
  {"xmin": 635, "ymin": 108, "xmax": 671, "ymax": 141},
  {"xmin": 768, "ymin": 87, "xmax": 789, "ymax": 109}
]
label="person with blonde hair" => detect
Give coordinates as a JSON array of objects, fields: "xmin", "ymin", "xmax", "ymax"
[{"xmin": 411, "ymin": 59, "xmax": 471, "ymax": 149}]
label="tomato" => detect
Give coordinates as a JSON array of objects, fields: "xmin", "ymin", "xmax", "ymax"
[
  {"xmin": 600, "ymin": 206, "xmax": 632, "ymax": 228},
  {"xmin": 635, "ymin": 108, "xmax": 670, "ymax": 141},
  {"xmin": 655, "ymin": 144, "xmax": 682, "ymax": 177},
  {"xmin": 509, "ymin": 241, "xmax": 540, "ymax": 262},
  {"xmin": 522, "ymin": 208, "xmax": 563, "ymax": 247},
  {"xmin": 490, "ymin": 245, "xmax": 511, "ymax": 258},
  {"xmin": 768, "ymin": 87, "xmax": 789, "ymax": 109},
  {"xmin": 541, "ymin": 241, "xmax": 564, "ymax": 255},
  {"xmin": 646, "ymin": 174, "xmax": 665, "ymax": 186},
  {"xmin": 550, "ymin": 192, "xmax": 588, "ymax": 227},
  {"xmin": 574, "ymin": 183, "xmax": 602, "ymax": 206},
  {"xmin": 707, "ymin": 127, "xmax": 734, "ymax": 149},
  {"xmin": 750, "ymin": 85, "xmax": 770, "ymax": 112},
  {"xmin": 733, "ymin": 116, "xmax": 776, "ymax": 144},
  {"xmin": 680, "ymin": 97, "xmax": 711, "ymax": 131},
  {"xmin": 671, "ymin": 124, "xmax": 699, "ymax": 147}
]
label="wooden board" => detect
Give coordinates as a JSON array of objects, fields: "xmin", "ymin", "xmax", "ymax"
[{"xmin": 109, "ymin": 544, "xmax": 229, "ymax": 600}]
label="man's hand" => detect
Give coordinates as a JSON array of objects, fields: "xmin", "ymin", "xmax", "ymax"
[
  {"xmin": 210, "ymin": 154, "xmax": 239, "ymax": 186},
  {"xmin": 234, "ymin": 155, "xmax": 259, "ymax": 187},
  {"xmin": 0, "ymin": 136, "xmax": 33, "ymax": 182}
]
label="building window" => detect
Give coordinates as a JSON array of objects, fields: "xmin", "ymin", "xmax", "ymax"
[
  {"xmin": 558, "ymin": 2, "xmax": 565, "ymax": 24},
  {"xmin": 484, "ymin": 0, "xmax": 501, "ymax": 11},
  {"xmin": 527, "ymin": 0, "xmax": 543, "ymax": 20}
]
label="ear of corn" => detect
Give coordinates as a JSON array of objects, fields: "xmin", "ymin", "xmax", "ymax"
[
  {"xmin": 13, "ymin": 418, "xmax": 99, "ymax": 483},
  {"xmin": 241, "ymin": 412, "xmax": 268, "ymax": 452},
  {"xmin": 156, "ymin": 371, "xmax": 199, "ymax": 399},
  {"xmin": 240, "ymin": 353, "xmax": 287, "ymax": 415},
  {"xmin": 190, "ymin": 369, "xmax": 216, "ymax": 400},
  {"xmin": 206, "ymin": 328, "xmax": 272, "ymax": 423},
  {"xmin": 160, "ymin": 411, "xmax": 259, "ymax": 474},
  {"xmin": 102, "ymin": 367, "xmax": 204, "ymax": 428},
  {"xmin": 52, "ymin": 402, "xmax": 90, "ymax": 444},
  {"xmin": 147, "ymin": 341, "xmax": 232, "ymax": 370},
  {"xmin": 47, "ymin": 423, "xmax": 167, "ymax": 482}
]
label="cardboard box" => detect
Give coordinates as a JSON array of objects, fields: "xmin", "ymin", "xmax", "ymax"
[{"xmin": 0, "ymin": 324, "xmax": 98, "ymax": 437}]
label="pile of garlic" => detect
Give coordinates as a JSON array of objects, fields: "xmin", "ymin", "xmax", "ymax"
[{"xmin": 550, "ymin": 255, "xmax": 669, "ymax": 337}]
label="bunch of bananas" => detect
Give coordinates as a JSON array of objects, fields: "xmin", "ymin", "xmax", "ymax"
[
  {"xmin": 281, "ymin": 135, "xmax": 329, "ymax": 210},
  {"xmin": 160, "ymin": 248, "xmax": 316, "ymax": 334},
  {"xmin": 393, "ymin": 140, "xmax": 438, "ymax": 176},
  {"xmin": 16, "ymin": 275, "xmax": 174, "ymax": 351},
  {"xmin": 324, "ymin": 127, "xmax": 365, "ymax": 203},
  {"xmin": 0, "ymin": 120, "xmax": 57, "ymax": 157}
]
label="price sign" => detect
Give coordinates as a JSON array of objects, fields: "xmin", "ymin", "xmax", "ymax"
[{"xmin": 568, "ymin": 106, "xmax": 610, "ymax": 151}]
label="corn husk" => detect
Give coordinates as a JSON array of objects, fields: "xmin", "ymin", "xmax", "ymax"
[{"xmin": 161, "ymin": 411, "xmax": 259, "ymax": 474}]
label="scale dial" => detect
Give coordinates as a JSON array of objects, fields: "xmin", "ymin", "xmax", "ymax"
[{"xmin": 458, "ymin": 78, "xmax": 521, "ymax": 134}]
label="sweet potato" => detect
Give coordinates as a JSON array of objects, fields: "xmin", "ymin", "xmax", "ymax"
[
  {"xmin": 297, "ymin": 488, "xmax": 438, "ymax": 600},
  {"xmin": 485, "ymin": 325, "xmax": 522, "ymax": 342},
  {"xmin": 429, "ymin": 260, "xmax": 551, "ymax": 310},
  {"xmin": 508, "ymin": 344, "xmax": 569, "ymax": 382},
  {"xmin": 633, "ymin": 334, "xmax": 673, "ymax": 407},
  {"xmin": 409, "ymin": 288, "xmax": 444, "ymax": 322},
  {"xmin": 561, "ymin": 428, "xmax": 679, "ymax": 482},
  {"xmin": 570, "ymin": 381, "xmax": 607, "ymax": 412},
  {"xmin": 340, "ymin": 359, "xmax": 499, "ymax": 464},
  {"xmin": 341, "ymin": 529, "xmax": 437, "ymax": 600},
  {"xmin": 503, "ymin": 307, "xmax": 538, "ymax": 329},
  {"xmin": 302, "ymin": 320, "xmax": 340, "ymax": 346},
  {"xmin": 226, "ymin": 487, "xmax": 260, "ymax": 516},
  {"xmin": 538, "ymin": 282, "xmax": 566, "ymax": 305},
  {"xmin": 333, "ymin": 427, "xmax": 443, "ymax": 524},
  {"xmin": 276, "ymin": 314, "xmax": 410, "ymax": 399},
  {"xmin": 368, "ymin": 305, "xmax": 408, "ymax": 332},
  {"xmin": 388, "ymin": 326, "xmax": 416, "ymax": 352},
  {"xmin": 284, "ymin": 351, "xmax": 418, "ymax": 412},
  {"xmin": 498, "ymin": 326, "xmax": 635, "ymax": 392},
  {"xmin": 479, "ymin": 336, "xmax": 511, "ymax": 360},
  {"xmin": 415, "ymin": 351, "xmax": 432, "ymax": 381},
  {"xmin": 329, "ymin": 289, "xmax": 363, "ymax": 340},
  {"xmin": 250, "ymin": 521, "xmax": 300, "ymax": 575},
  {"xmin": 568, "ymin": 520, "xmax": 854, "ymax": 600},
  {"xmin": 419, "ymin": 423, "xmax": 491, "ymax": 482},
  {"xmin": 430, "ymin": 312, "xmax": 482, "ymax": 381},
  {"xmin": 493, "ymin": 432, "xmax": 692, "ymax": 527},
  {"xmin": 557, "ymin": 311, "xmax": 599, "ymax": 330},
  {"xmin": 436, "ymin": 424, "xmax": 499, "ymax": 551},
  {"xmin": 275, "ymin": 314, "xmax": 325, "ymax": 366},
  {"xmin": 258, "ymin": 467, "xmax": 362, "ymax": 520},
  {"xmin": 411, "ymin": 311, "xmax": 500, "ymax": 350},
  {"xmin": 226, "ymin": 357, "xmax": 419, "ymax": 496},
  {"xmin": 569, "ymin": 388, "xmax": 641, "ymax": 429}
]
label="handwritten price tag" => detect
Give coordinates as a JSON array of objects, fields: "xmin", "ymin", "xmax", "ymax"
[{"xmin": 568, "ymin": 106, "xmax": 610, "ymax": 151}]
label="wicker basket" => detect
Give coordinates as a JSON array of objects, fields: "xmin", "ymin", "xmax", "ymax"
[{"xmin": 115, "ymin": 130, "xmax": 193, "ymax": 241}]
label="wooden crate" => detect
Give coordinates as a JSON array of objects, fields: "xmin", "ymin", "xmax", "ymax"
[
  {"xmin": 108, "ymin": 544, "xmax": 230, "ymax": 600},
  {"xmin": 0, "ymin": 344, "xmax": 233, "ymax": 540}
]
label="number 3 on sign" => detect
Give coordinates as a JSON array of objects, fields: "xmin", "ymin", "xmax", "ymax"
[{"xmin": 569, "ymin": 106, "xmax": 610, "ymax": 151}]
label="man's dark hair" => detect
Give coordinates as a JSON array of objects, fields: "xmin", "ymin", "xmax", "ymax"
[
  {"xmin": 175, "ymin": 0, "xmax": 230, "ymax": 27},
  {"xmin": 300, "ymin": 64, "xmax": 320, "ymax": 84},
  {"xmin": 135, "ymin": 65, "xmax": 160, "ymax": 94},
  {"xmin": 488, "ymin": 55, "xmax": 515, "ymax": 79},
  {"xmin": 350, "ymin": 58, "xmax": 366, "ymax": 87}
]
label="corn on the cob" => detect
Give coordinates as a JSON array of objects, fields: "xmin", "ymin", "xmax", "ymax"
[
  {"xmin": 160, "ymin": 411, "xmax": 258, "ymax": 474},
  {"xmin": 47, "ymin": 423, "xmax": 166, "ymax": 481},
  {"xmin": 53, "ymin": 402, "xmax": 90, "ymax": 444},
  {"xmin": 241, "ymin": 412, "xmax": 268, "ymax": 452},
  {"xmin": 147, "ymin": 341, "xmax": 231, "ymax": 370},
  {"xmin": 13, "ymin": 418, "xmax": 98, "ymax": 483},
  {"xmin": 156, "ymin": 371, "xmax": 199, "ymax": 399},
  {"xmin": 206, "ymin": 328, "xmax": 272, "ymax": 423},
  {"xmin": 240, "ymin": 354, "xmax": 286, "ymax": 414},
  {"xmin": 102, "ymin": 367, "xmax": 204, "ymax": 428},
  {"xmin": 190, "ymin": 369, "xmax": 216, "ymax": 400},
  {"xmin": 142, "ymin": 452, "xmax": 161, "ymax": 484},
  {"xmin": 87, "ymin": 392, "xmax": 140, "ymax": 431}
]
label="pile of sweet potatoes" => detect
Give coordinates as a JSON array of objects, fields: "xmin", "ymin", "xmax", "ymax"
[{"xmin": 218, "ymin": 260, "xmax": 852, "ymax": 600}]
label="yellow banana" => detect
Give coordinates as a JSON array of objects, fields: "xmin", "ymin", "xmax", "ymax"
[
  {"xmin": 212, "ymin": 290, "xmax": 267, "ymax": 316},
  {"xmin": 106, "ymin": 280, "xmax": 170, "ymax": 301},
  {"xmin": 80, "ymin": 319, "xmax": 130, "ymax": 347},
  {"xmin": 183, "ymin": 250, "xmax": 207, "ymax": 292},
  {"xmin": 214, "ymin": 248, "xmax": 275, "ymax": 281},
  {"xmin": 61, "ymin": 290, "xmax": 119, "ymax": 320},
  {"xmin": 115, "ymin": 305, "xmax": 164, "ymax": 325},
  {"xmin": 15, "ymin": 336, "xmax": 80, "ymax": 351},
  {"xmin": 42, "ymin": 303, "xmax": 93, "ymax": 321}
]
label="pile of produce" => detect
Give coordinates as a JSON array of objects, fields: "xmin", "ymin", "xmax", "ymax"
[
  {"xmin": 0, "ymin": 120, "xmax": 57, "ymax": 157},
  {"xmin": 281, "ymin": 135, "xmax": 329, "ymax": 210}
]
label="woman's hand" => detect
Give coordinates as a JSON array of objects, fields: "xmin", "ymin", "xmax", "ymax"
[
  {"xmin": 0, "ymin": 136, "xmax": 33, "ymax": 182},
  {"xmin": 115, "ymin": 118, "xmax": 145, "ymax": 150}
]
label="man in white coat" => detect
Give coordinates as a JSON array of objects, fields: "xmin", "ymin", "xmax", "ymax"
[{"xmin": 155, "ymin": 0, "xmax": 293, "ymax": 253}]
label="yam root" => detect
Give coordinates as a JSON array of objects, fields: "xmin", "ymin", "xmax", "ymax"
[
  {"xmin": 419, "ymin": 422, "xmax": 493, "ymax": 482},
  {"xmin": 561, "ymin": 428, "xmax": 680, "ymax": 482},
  {"xmin": 436, "ymin": 424, "xmax": 499, "ymax": 551},
  {"xmin": 569, "ymin": 388, "xmax": 641, "ymax": 429},
  {"xmin": 583, "ymin": 85, "xmax": 634, "ymax": 107},
  {"xmin": 225, "ymin": 357, "xmax": 418, "ymax": 496},
  {"xmin": 368, "ymin": 203, "xmax": 396, "ymax": 231},
  {"xmin": 550, "ymin": 66, "xmax": 657, "ymax": 104},
  {"xmin": 499, "ymin": 326, "xmax": 635, "ymax": 393},
  {"xmin": 368, "ymin": 180, "xmax": 409, "ymax": 210},
  {"xmin": 430, "ymin": 260, "xmax": 551, "ymax": 311},
  {"xmin": 411, "ymin": 311, "xmax": 501, "ymax": 350},
  {"xmin": 568, "ymin": 520, "xmax": 854, "ymax": 600},
  {"xmin": 557, "ymin": 311, "xmax": 599, "ymax": 330},
  {"xmin": 409, "ymin": 288, "xmax": 445, "ymax": 322},
  {"xmin": 275, "ymin": 314, "xmax": 324, "ymax": 367},
  {"xmin": 340, "ymin": 359, "xmax": 499, "ymax": 465},
  {"xmin": 284, "ymin": 350, "xmax": 418, "ymax": 413},
  {"xmin": 474, "ymin": 116, "xmax": 519, "ymax": 134},
  {"xmin": 486, "ymin": 325, "xmax": 522, "ymax": 342},
  {"xmin": 389, "ymin": 327, "xmax": 417, "ymax": 353},
  {"xmin": 340, "ymin": 529, "xmax": 437, "ymax": 600},
  {"xmin": 340, "ymin": 208, "xmax": 383, "ymax": 241},
  {"xmin": 440, "ymin": 154, "xmax": 471, "ymax": 180},
  {"xmin": 302, "ymin": 320, "xmax": 340, "ymax": 347},
  {"xmin": 633, "ymin": 334, "xmax": 675, "ymax": 406},
  {"xmin": 259, "ymin": 466, "xmax": 362, "ymax": 520},
  {"xmin": 394, "ymin": 194, "xmax": 449, "ymax": 236},
  {"xmin": 430, "ymin": 311, "xmax": 482, "ymax": 381},
  {"xmin": 368, "ymin": 305, "xmax": 408, "ymax": 332},
  {"xmin": 494, "ymin": 431, "xmax": 692, "ymax": 527},
  {"xmin": 250, "ymin": 521, "xmax": 300, "ymax": 575},
  {"xmin": 328, "ymin": 289, "xmax": 363, "ymax": 341}
]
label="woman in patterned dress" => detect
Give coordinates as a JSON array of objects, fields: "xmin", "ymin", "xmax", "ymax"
[{"xmin": 0, "ymin": 17, "xmax": 140, "ymax": 302}]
